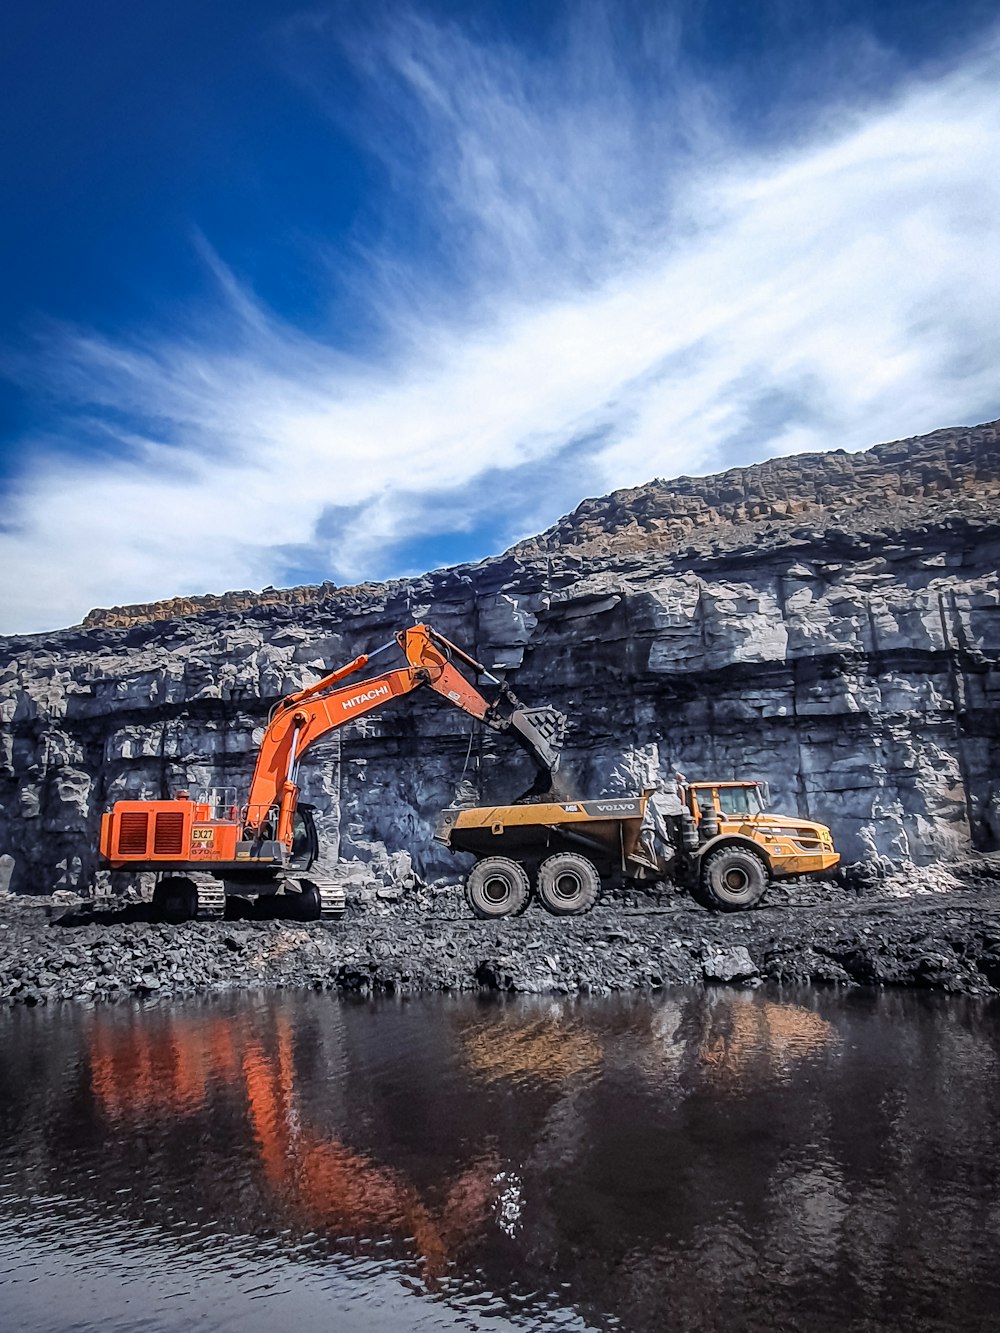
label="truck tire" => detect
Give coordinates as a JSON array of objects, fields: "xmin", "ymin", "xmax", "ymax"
[
  {"xmin": 536, "ymin": 852, "xmax": 601, "ymax": 916},
  {"xmin": 698, "ymin": 847, "xmax": 768, "ymax": 912},
  {"xmin": 465, "ymin": 858, "xmax": 530, "ymax": 919},
  {"xmin": 152, "ymin": 877, "xmax": 199, "ymax": 924}
]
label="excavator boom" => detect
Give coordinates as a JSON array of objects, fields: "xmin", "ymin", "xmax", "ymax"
[
  {"xmin": 98, "ymin": 623, "xmax": 562, "ymax": 886},
  {"xmin": 246, "ymin": 623, "xmax": 560, "ymax": 845}
]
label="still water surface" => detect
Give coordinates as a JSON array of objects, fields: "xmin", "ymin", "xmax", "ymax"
[{"xmin": 1, "ymin": 986, "xmax": 999, "ymax": 1332}]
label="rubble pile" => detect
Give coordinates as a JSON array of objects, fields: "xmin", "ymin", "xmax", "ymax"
[{"xmin": 3, "ymin": 862, "xmax": 1000, "ymax": 1005}]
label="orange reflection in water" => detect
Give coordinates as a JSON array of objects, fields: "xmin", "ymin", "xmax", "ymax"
[
  {"xmin": 242, "ymin": 1019, "xmax": 498, "ymax": 1281},
  {"xmin": 89, "ymin": 1015, "xmax": 242, "ymax": 1119},
  {"xmin": 88, "ymin": 1010, "xmax": 499, "ymax": 1285}
]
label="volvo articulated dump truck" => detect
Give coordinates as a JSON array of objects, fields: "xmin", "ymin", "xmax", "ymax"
[{"xmin": 437, "ymin": 777, "xmax": 839, "ymax": 917}]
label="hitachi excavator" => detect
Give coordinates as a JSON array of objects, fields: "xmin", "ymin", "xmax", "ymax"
[{"xmin": 98, "ymin": 624, "xmax": 561, "ymax": 922}]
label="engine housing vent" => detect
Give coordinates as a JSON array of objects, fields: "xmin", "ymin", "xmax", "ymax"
[
  {"xmin": 117, "ymin": 812, "xmax": 149, "ymax": 856},
  {"xmin": 153, "ymin": 811, "xmax": 185, "ymax": 856}
]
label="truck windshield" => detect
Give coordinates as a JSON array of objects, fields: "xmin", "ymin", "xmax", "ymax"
[{"xmin": 716, "ymin": 786, "xmax": 764, "ymax": 817}]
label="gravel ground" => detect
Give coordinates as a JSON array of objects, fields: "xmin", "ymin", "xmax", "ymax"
[{"xmin": 2, "ymin": 859, "xmax": 1000, "ymax": 1005}]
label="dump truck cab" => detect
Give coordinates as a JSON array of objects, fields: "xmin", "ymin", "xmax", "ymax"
[{"xmin": 682, "ymin": 780, "xmax": 839, "ymax": 880}]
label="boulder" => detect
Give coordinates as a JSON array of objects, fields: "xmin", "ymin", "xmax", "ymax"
[{"xmin": 702, "ymin": 947, "xmax": 759, "ymax": 983}]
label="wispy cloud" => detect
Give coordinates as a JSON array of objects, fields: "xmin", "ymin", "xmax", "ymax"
[{"xmin": 2, "ymin": 9, "xmax": 999, "ymax": 632}]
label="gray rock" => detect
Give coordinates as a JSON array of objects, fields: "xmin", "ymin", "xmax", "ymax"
[{"xmin": 702, "ymin": 947, "xmax": 759, "ymax": 983}]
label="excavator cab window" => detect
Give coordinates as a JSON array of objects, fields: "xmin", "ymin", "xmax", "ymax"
[{"xmin": 289, "ymin": 805, "xmax": 319, "ymax": 869}]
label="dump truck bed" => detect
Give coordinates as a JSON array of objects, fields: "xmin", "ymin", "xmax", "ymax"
[{"xmin": 436, "ymin": 796, "xmax": 646, "ymax": 869}]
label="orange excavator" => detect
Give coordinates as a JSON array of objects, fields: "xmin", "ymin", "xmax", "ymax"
[{"xmin": 98, "ymin": 624, "xmax": 562, "ymax": 922}]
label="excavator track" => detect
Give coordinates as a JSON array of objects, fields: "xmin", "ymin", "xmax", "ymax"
[
  {"xmin": 301, "ymin": 878, "xmax": 347, "ymax": 919},
  {"xmin": 190, "ymin": 875, "xmax": 226, "ymax": 920}
]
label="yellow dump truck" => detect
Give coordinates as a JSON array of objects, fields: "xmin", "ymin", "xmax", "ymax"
[{"xmin": 436, "ymin": 777, "xmax": 839, "ymax": 917}]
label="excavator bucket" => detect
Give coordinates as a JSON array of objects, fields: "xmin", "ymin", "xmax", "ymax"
[{"xmin": 508, "ymin": 707, "xmax": 566, "ymax": 798}]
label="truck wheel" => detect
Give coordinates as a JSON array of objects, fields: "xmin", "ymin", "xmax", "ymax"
[
  {"xmin": 536, "ymin": 853, "xmax": 601, "ymax": 916},
  {"xmin": 465, "ymin": 858, "xmax": 530, "ymax": 919},
  {"xmin": 699, "ymin": 847, "xmax": 768, "ymax": 912},
  {"xmin": 152, "ymin": 877, "xmax": 199, "ymax": 924}
]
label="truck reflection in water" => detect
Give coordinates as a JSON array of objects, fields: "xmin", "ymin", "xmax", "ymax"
[
  {"xmin": 688, "ymin": 992, "xmax": 838, "ymax": 1083},
  {"xmin": 459, "ymin": 1007, "xmax": 605, "ymax": 1086},
  {"xmin": 456, "ymin": 991, "xmax": 836, "ymax": 1089}
]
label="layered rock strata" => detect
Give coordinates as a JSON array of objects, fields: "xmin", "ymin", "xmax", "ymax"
[{"xmin": 1, "ymin": 418, "xmax": 999, "ymax": 896}]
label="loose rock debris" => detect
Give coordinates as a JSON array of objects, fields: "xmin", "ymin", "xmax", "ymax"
[{"xmin": 2, "ymin": 865, "xmax": 1000, "ymax": 1005}]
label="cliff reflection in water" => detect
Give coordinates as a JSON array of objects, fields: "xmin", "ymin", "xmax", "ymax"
[{"xmin": 2, "ymin": 987, "xmax": 1000, "ymax": 1332}]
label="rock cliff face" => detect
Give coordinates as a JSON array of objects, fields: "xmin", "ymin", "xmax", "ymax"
[{"xmin": 1, "ymin": 419, "xmax": 999, "ymax": 896}]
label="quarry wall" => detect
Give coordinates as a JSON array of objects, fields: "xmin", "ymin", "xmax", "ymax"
[{"xmin": 1, "ymin": 420, "xmax": 998, "ymax": 894}]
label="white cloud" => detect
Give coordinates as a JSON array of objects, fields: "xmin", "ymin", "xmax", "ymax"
[{"xmin": 1, "ymin": 14, "xmax": 999, "ymax": 632}]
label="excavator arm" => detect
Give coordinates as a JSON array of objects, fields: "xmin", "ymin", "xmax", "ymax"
[{"xmin": 245, "ymin": 624, "xmax": 561, "ymax": 849}]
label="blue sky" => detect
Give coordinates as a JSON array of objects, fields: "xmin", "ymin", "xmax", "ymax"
[{"xmin": 1, "ymin": 0, "xmax": 999, "ymax": 633}]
